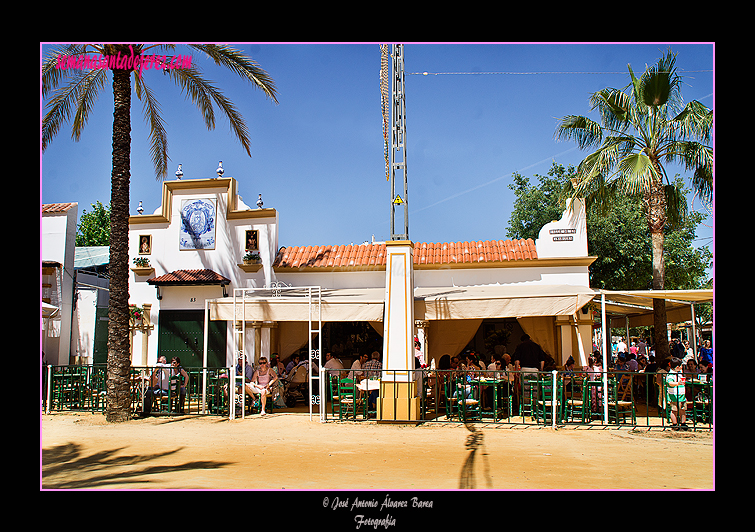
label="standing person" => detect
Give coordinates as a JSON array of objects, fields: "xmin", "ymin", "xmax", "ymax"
[
  {"xmin": 249, "ymin": 357, "xmax": 278, "ymax": 416},
  {"xmin": 637, "ymin": 337, "xmax": 648, "ymax": 358},
  {"xmin": 656, "ymin": 358, "xmax": 671, "ymax": 418},
  {"xmin": 698, "ymin": 340, "xmax": 713, "ymax": 368},
  {"xmin": 616, "ymin": 337, "xmax": 628, "ymax": 354},
  {"xmin": 665, "ymin": 357, "xmax": 688, "ymax": 431}
]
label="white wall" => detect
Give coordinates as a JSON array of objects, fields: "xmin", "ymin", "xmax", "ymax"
[
  {"xmin": 129, "ymin": 179, "xmax": 278, "ymax": 365},
  {"xmin": 42, "ymin": 204, "xmax": 78, "ymax": 365}
]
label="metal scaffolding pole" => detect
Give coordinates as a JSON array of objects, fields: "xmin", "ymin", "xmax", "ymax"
[{"xmin": 382, "ymin": 43, "xmax": 409, "ymax": 241}]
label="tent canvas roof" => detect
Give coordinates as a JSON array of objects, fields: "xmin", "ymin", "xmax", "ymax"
[
  {"xmin": 596, "ymin": 289, "xmax": 713, "ymax": 328},
  {"xmin": 208, "ymin": 284, "xmax": 598, "ymax": 322}
]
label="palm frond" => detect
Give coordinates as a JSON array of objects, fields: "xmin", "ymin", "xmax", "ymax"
[
  {"xmin": 590, "ymin": 88, "xmax": 631, "ymax": 131},
  {"xmin": 616, "ymin": 152, "xmax": 659, "ymax": 195},
  {"xmin": 640, "ymin": 48, "xmax": 683, "ymax": 111},
  {"xmin": 663, "ymin": 182, "xmax": 688, "ymax": 229},
  {"xmin": 556, "ymin": 115, "xmax": 603, "ymax": 150},
  {"xmin": 188, "ymin": 44, "xmax": 279, "ymax": 104},
  {"xmin": 42, "ymin": 44, "xmax": 95, "ymax": 98},
  {"xmin": 672, "ymin": 100, "xmax": 713, "ymax": 143},
  {"xmin": 134, "ymin": 75, "xmax": 169, "ymax": 179},
  {"xmin": 71, "ymin": 68, "xmax": 108, "ymax": 142},
  {"xmin": 42, "ymin": 67, "xmax": 107, "ymax": 151},
  {"xmin": 166, "ymin": 65, "xmax": 252, "ymax": 157}
]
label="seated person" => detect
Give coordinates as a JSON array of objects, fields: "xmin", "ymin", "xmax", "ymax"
[
  {"xmin": 141, "ymin": 355, "xmax": 170, "ymax": 416},
  {"xmin": 285, "ymin": 354, "xmax": 301, "ymax": 376},
  {"xmin": 170, "ymin": 356, "xmax": 190, "ymax": 413},
  {"xmin": 247, "ymin": 357, "xmax": 279, "ymax": 416}
]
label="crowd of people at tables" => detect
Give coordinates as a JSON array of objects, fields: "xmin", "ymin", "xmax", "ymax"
[{"xmin": 138, "ymin": 332, "xmax": 712, "ymax": 426}]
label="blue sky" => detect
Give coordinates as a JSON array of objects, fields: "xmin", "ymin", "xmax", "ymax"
[{"xmin": 40, "ymin": 42, "xmax": 714, "ymax": 258}]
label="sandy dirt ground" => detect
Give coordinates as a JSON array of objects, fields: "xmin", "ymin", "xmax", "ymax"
[{"xmin": 41, "ymin": 410, "xmax": 713, "ymax": 494}]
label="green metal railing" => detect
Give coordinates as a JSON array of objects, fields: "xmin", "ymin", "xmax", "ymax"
[
  {"xmin": 320, "ymin": 368, "xmax": 713, "ymax": 430},
  {"xmin": 43, "ymin": 365, "xmax": 712, "ymax": 430},
  {"xmin": 43, "ymin": 365, "xmax": 233, "ymax": 417}
]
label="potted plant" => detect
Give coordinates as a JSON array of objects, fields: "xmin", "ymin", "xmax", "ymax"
[
  {"xmin": 243, "ymin": 251, "xmax": 261, "ymax": 265},
  {"xmin": 133, "ymin": 256, "xmax": 151, "ymax": 268},
  {"xmin": 129, "ymin": 304, "xmax": 144, "ymax": 325}
]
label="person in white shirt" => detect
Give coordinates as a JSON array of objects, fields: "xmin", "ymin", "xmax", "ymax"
[
  {"xmin": 349, "ymin": 353, "xmax": 369, "ymax": 381},
  {"xmin": 617, "ymin": 338, "xmax": 628, "ymax": 353}
]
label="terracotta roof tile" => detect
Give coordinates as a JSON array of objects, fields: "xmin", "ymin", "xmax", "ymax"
[
  {"xmin": 273, "ymin": 239, "xmax": 537, "ymax": 270},
  {"xmin": 147, "ymin": 269, "xmax": 231, "ymax": 285},
  {"xmin": 42, "ymin": 202, "xmax": 77, "ymax": 213}
]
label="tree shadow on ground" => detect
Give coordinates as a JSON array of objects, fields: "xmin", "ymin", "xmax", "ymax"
[
  {"xmin": 42, "ymin": 442, "xmax": 234, "ymax": 489},
  {"xmin": 458, "ymin": 423, "xmax": 492, "ymax": 489}
]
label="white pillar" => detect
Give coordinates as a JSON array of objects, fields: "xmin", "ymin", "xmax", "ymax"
[
  {"xmin": 381, "ymin": 240, "xmax": 418, "ymax": 420},
  {"xmin": 382, "ymin": 241, "xmax": 415, "ymax": 379}
]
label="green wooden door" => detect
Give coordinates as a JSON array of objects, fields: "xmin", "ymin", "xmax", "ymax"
[
  {"xmin": 157, "ymin": 310, "xmax": 226, "ymax": 368},
  {"xmin": 93, "ymin": 307, "xmax": 109, "ymax": 365}
]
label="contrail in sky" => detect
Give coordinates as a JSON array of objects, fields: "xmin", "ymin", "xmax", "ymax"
[{"xmin": 410, "ymin": 146, "xmax": 578, "ymax": 216}]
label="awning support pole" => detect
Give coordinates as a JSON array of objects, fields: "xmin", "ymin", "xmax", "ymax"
[
  {"xmin": 601, "ymin": 292, "xmax": 608, "ymax": 423},
  {"xmin": 573, "ymin": 314, "xmax": 587, "ymax": 368},
  {"xmin": 690, "ymin": 303, "xmax": 698, "ymax": 362},
  {"xmin": 203, "ymin": 300, "xmax": 209, "ymax": 414}
]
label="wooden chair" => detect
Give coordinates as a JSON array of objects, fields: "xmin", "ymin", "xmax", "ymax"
[{"xmin": 608, "ymin": 376, "xmax": 636, "ymax": 425}]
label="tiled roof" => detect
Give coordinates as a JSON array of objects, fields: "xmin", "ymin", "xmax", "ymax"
[
  {"xmin": 147, "ymin": 269, "xmax": 231, "ymax": 285},
  {"xmin": 42, "ymin": 202, "xmax": 77, "ymax": 213},
  {"xmin": 273, "ymin": 239, "xmax": 537, "ymax": 270}
]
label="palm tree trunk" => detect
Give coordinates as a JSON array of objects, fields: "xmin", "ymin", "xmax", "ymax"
[
  {"xmin": 105, "ymin": 63, "xmax": 133, "ymax": 422},
  {"xmin": 651, "ymin": 230, "xmax": 669, "ymax": 361},
  {"xmin": 647, "ymin": 179, "xmax": 670, "ymax": 361}
]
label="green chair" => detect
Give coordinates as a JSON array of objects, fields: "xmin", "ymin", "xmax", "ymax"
[
  {"xmin": 535, "ymin": 373, "xmax": 564, "ymax": 424},
  {"xmin": 454, "ymin": 376, "xmax": 480, "ymax": 422},
  {"xmin": 443, "ymin": 375, "xmax": 459, "ymax": 420},
  {"xmin": 88, "ymin": 366, "xmax": 107, "ymax": 413},
  {"xmin": 565, "ymin": 377, "xmax": 586, "ymax": 422},
  {"xmin": 583, "ymin": 378, "xmax": 605, "ymax": 421},
  {"xmin": 692, "ymin": 380, "xmax": 713, "ymax": 425},
  {"xmin": 338, "ymin": 378, "xmax": 364, "ymax": 420},
  {"xmin": 329, "ymin": 373, "xmax": 341, "ymax": 418}
]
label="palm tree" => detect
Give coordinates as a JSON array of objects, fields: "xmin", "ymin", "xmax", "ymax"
[
  {"xmin": 556, "ymin": 48, "xmax": 712, "ymax": 361},
  {"xmin": 42, "ymin": 44, "xmax": 278, "ymax": 422}
]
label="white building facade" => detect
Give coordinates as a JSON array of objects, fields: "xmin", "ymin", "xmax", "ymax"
[
  {"xmin": 42, "ymin": 202, "xmax": 78, "ymax": 366},
  {"xmin": 128, "ymin": 175, "xmax": 597, "ymax": 370}
]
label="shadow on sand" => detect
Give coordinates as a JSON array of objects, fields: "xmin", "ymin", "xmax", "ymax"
[
  {"xmin": 42, "ymin": 442, "xmax": 234, "ymax": 489},
  {"xmin": 458, "ymin": 423, "xmax": 492, "ymax": 489}
]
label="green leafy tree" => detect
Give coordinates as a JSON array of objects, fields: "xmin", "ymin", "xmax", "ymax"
[
  {"xmin": 555, "ymin": 48, "xmax": 712, "ymax": 360},
  {"xmin": 76, "ymin": 201, "xmax": 111, "ymax": 246},
  {"xmin": 508, "ymin": 162, "xmax": 711, "ymax": 290},
  {"xmin": 42, "ymin": 44, "xmax": 278, "ymax": 422},
  {"xmin": 507, "ymin": 162, "xmax": 712, "ymax": 345}
]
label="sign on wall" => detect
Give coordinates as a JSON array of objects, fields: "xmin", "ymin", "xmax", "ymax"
[{"xmin": 180, "ymin": 198, "xmax": 216, "ymax": 250}]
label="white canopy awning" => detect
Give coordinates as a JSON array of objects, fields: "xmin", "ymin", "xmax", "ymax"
[
  {"xmin": 208, "ymin": 283, "xmax": 597, "ymax": 323},
  {"xmin": 597, "ymin": 289, "xmax": 713, "ymax": 328},
  {"xmin": 415, "ymin": 284, "xmax": 596, "ymax": 320},
  {"xmin": 209, "ymin": 287, "xmax": 386, "ymax": 322}
]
